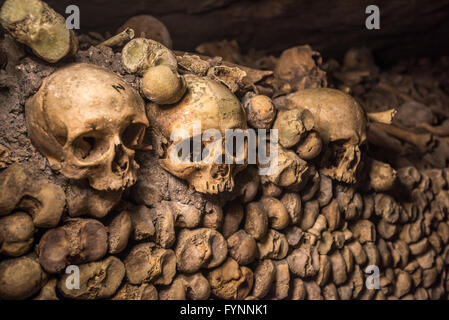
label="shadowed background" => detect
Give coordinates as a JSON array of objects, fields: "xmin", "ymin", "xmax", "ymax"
[{"xmin": 37, "ymin": 0, "xmax": 449, "ymax": 65}]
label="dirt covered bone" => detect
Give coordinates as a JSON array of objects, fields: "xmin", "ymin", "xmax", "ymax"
[
  {"xmin": 227, "ymin": 230, "xmax": 257, "ymax": 265},
  {"xmin": 280, "ymin": 192, "xmax": 302, "ymax": 225},
  {"xmin": 66, "ymin": 179, "xmax": 122, "ymax": 218},
  {"xmin": 251, "ymin": 259, "xmax": 276, "ymax": 298},
  {"xmin": 202, "ymin": 201, "xmax": 223, "ymax": 230},
  {"xmin": 175, "ymin": 49, "xmax": 273, "ymax": 92},
  {"xmin": 175, "ymin": 228, "xmax": 228, "ymax": 273},
  {"xmin": 260, "ymin": 144, "xmax": 311, "ymax": 191},
  {"xmin": 159, "ymin": 273, "xmax": 211, "ymax": 300},
  {"xmin": 261, "ymin": 180, "xmax": 283, "ymax": 198},
  {"xmin": 0, "ymin": 0, "xmax": 78, "ymax": 63},
  {"xmin": 0, "ymin": 212, "xmax": 34, "ymax": 257},
  {"xmin": 332, "ymin": 47, "xmax": 379, "ymax": 88},
  {"xmin": 287, "ymin": 242, "xmax": 320, "ymax": 278},
  {"xmin": 284, "ymin": 88, "xmax": 367, "ymax": 183},
  {"xmin": 369, "ymin": 159, "xmax": 397, "ymax": 192},
  {"xmin": 0, "ymin": 143, "xmax": 13, "ymax": 169},
  {"xmin": 141, "ymin": 64, "xmax": 186, "ymax": 105},
  {"xmin": 122, "ymin": 38, "xmax": 177, "ymax": 75},
  {"xmin": 58, "ymin": 256, "xmax": 125, "ymax": 300},
  {"xmin": 176, "ymin": 52, "xmax": 211, "ymax": 76},
  {"xmin": 0, "ymin": 254, "xmax": 46, "ymax": 300},
  {"xmin": 112, "ymin": 283, "xmax": 158, "ymax": 300},
  {"xmin": 233, "ymin": 166, "xmax": 260, "ymax": 203},
  {"xmin": 122, "ymin": 38, "xmax": 186, "ymax": 105},
  {"xmin": 222, "ymin": 201, "xmax": 244, "ymax": 238},
  {"xmin": 257, "ymin": 229, "xmax": 289, "ymax": 260},
  {"xmin": 124, "ymin": 242, "xmax": 176, "ymax": 285},
  {"xmin": 34, "ymin": 278, "xmax": 58, "ymax": 300},
  {"xmin": 244, "ymin": 201, "xmax": 269, "ymax": 240},
  {"xmin": 0, "ymin": 163, "xmax": 28, "ymax": 216},
  {"xmin": 273, "ymin": 105, "xmax": 315, "ymax": 149},
  {"xmin": 267, "ymin": 259, "xmax": 291, "ymax": 299},
  {"xmin": 18, "ymin": 179, "xmax": 66, "ymax": 228},
  {"xmin": 242, "ymin": 93, "xmax": 276, "ymax": 130},
  {"xmin": 131, "ymin": 150, "xmax": 215, "ymax": 230},
  {"xmin": 207, "ymin": 257, "xmax": 254, "ymax": 300},
  {"xmin": 107, "ymin": 211, "xmax": 132, "ymax": 254},
  {"xmin": 273, "ymin": 45, "xmax": 327, "ymax": 95},
  {"xmin": 126, "ymin": 205, "xmax": 156, "ymax": 241},
  {"xmin": 118, "ymin": 15, "xmax": 172, "ymax": 49},
  {"xmin": 147, "ymin": 74, "xmax": 248, "ymax": 194},
  {"xmin": 0, "ymin": 163, "xmax": 65, "ymax": 228},
  {"xmin": 25, "ymin": 63, "xmax": 149, "ymax": 191},
  {"xmin": 97, "ymin": 28, "xmax": 135, "ymax": 49},
  {"xmin": 206, "ymin": 65, "xmax": 247, "ymax": 93},
  {"xmin": 260, "ymin": 196, "xmax": 290, "ymax": 230},
  {"xmin": 37, "ymin": 218, "xmax": 108, "ymax": 273},
  {"xmin": 296, "ymin": 131, "xmax": 323, "ymax": 160}
]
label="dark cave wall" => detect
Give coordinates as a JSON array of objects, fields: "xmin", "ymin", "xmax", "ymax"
[{"xmin": 40, "ymin": 0, "xmax": 449, "ymax": 64}]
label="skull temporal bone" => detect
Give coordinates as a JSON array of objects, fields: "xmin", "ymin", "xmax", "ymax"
[
  {"xmin": 147, "ymin": 74, "xmax": 248, "ymax": 194},
  {"xmin": 25, "ymin": 63, "xmax": 149, "ymax": 191},
  {"xmin": 285, "ymin": 88, "xmax": 367, "ymax": 183}
]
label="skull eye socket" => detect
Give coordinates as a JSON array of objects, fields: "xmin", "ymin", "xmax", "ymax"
[
  {"xmin": 72, "ymin": 135, "xmax": 108, "ymax": 162},
  {"xmin": 327, "ymin": 139, "xmax": 359, "ymax": 167},
  {"xmin": 121, "ymin": 123, "xmax": 146, "ymax": 149},
  {"xmin": 175, "ymin": 137, "xmax": 212, "ymax": 163},
  {"xmin": 311, "ymin": 52, "xmax": 322, "ymax": 66}
]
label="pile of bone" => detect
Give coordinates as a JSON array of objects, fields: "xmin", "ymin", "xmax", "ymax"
[
  {"xmin": 327, "ymin": 47, "xmax": 449, "ymax": 170},
  {"xmin": 1, "ymin": 0, "xmax": 449, "ymax": 300},
  {"xmin": 2, "ymin": 162, "xmax": 449, "ymax": 300}
]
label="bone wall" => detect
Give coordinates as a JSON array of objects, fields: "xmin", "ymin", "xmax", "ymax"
[{"xmin": 1, "ymin": 0, "xmax": 449, "ymax": 301}]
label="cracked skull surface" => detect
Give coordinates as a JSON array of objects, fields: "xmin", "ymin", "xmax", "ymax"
[
  {"xmin": 284, "ymin": 88, "xmax": 366, "ymax": 183},
  {"xmin": 25, "ymin": 63, "xmax": 149, "ymax": 191},
  {"xmin": 148, "ymin": 74, "xmax": 248, "ymax": 194}
]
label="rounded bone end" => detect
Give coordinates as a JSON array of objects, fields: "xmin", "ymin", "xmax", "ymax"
[
  {"xmin": 369, "ymin": 159, "xmax": 397, "ymax": 192},
  {"xmin": 296, "ymin": 131, "xmax": 323, "ymax": 160},
  {"xmin": 244, "ymin": 94, "xmax": 276, "ymax": 129},
  {"xmin": 0, "ymin": 212, "xmax": 34, "ymax": 257},
  {"xmin": 0, "ymin": 255, "xmax": 46, "ymax": 300},
  {"xmin": 141, "ymin": 65, "xmax": 186, "ymax": 105},
  {"xmin": 0, "ymin": 0, "xmax": 76, "ymax": 63}
]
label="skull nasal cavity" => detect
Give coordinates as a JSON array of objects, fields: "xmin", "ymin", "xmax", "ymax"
[
  {"xmin": 211, "ymin": 164, "xmax": 229, "ymax": 179},
  {"xmin": 112, "ymin": 144, "xmax": 129, "ymax": 173}
]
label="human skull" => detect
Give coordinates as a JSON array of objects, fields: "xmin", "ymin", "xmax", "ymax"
[
  {"xmin": 284, "ymin": 88, "xmax": 366, "ymax": 183},
  {"xmin": 274, "ymin": 45, "xmax": 327, "ymax": 94},
  {"xmin": 147, "ymin": 74, "xmax": 248, "ymax": 194},
  {"xmin": 26, "ymin": 63, "xmax": 149, "ymax": 191}
]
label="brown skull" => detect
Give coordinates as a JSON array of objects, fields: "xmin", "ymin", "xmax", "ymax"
[
  {"xmin": 285, "ymin": 88, "xmax": 366, "ymax": 183},
  {"xmin": 26, "ymin": 63, "xmax": 149, "ymax": 191},
  {"xmin": 148, "ymin": 74, "xmax": 248, "ymax": 194}
]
